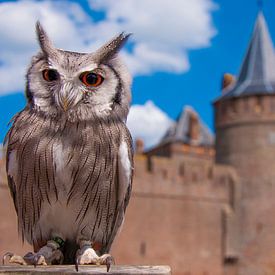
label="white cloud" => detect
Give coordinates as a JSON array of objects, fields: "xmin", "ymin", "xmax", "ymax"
[
  {"xmin": 90, "ymin": 0, "xmax": 216, "ymax": 48},
  {"xmin": 0, "ymin": 0, "xmax": 217, "ymax": 94},
  {"xmin": 89, "ymin": 0, "xmax": 217, "ymax": 75},
  {"xmin": 0, "ymin": 0, "xmax": 91, "ymax": 94},
  {"xmin": 122, "ymin": 44, "xmax": 190, "ymax": 75},
  {"xmin": 127, "ymin": 101, "xmax": 173, "ymax": 149}
]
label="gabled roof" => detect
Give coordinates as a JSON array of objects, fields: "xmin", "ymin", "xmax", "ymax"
[
  {"xmin": 161, "ymin": 106, "xmax": 214, "ymax": 147},
  {"xmin": 218, "ymin": 12, "xmax": 275, "ymax": 101}
]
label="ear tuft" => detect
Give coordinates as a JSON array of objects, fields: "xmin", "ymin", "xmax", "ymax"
[
  {"xmin": 35, "ymin": 21, "xmax": 56, "ymax": 56},
  {"xmin": 94, "ymin": 32, "xmax": 132, "ymax": 64}
]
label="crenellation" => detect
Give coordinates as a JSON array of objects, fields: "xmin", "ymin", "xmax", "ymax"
[
  {"xmin": 215, "ymin": 95, "xmax": 275, "ymax": 128},
  {"xmin": 131, "ymin": 152, "xmax": 237, "ymax": 204},
  {"xmin": 134, "ymin": 153, "xmax": 214, "ymax": 185}
]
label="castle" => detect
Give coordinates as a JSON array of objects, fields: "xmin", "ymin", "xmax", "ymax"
[{"xmin": 1, "ymin": 11, "xmax": 275, "ymax": 275}]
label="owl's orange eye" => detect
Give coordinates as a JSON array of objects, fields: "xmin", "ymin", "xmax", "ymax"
[
  {"xmin": 79, "ymin": 72, "xmax": 104, "ymax": 87},
  {"xmin": 42, "ymin": 69, "xmax": 59, "ymax": 82}
]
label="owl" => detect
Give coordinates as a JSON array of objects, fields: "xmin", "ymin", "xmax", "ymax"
[{"xmin": 3, "ymin": 22, "xmax": 133, "ymax": 271}]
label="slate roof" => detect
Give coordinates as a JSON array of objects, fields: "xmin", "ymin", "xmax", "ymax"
[
  {"xmin": 218, "ymin": 12, "xmax": 275, "ymax": 101},
  {"xmin": 161, "ymin": 106, "xmax": 214, "ymax": 147}
]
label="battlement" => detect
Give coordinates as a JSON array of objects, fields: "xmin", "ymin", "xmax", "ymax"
[
  {"xmin": 146, "ymin": 142, "xmax": 214, "ymax": 159},
  {"xmin": 215, "ymin": 94, "xmax": 275, "ymax": 128},
  {"xmin": 133, "ymin": 153, "xmax": 238, "ymax": 205}
]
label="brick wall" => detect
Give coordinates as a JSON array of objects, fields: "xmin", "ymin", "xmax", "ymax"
[{"xmin": 0, "ymin": 150, "xmax": 238, "ymax": 275}]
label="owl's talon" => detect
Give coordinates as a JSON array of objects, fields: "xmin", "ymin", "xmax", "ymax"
[
  {"xmin": 2, "ymin": 247, "xmax": 60, "ymax": 267},
  {"xmin": 2, "ymin": 252, "xmax": 27, "ymax": 265},
  {"xmin": 2, "ymin": 251, "xmax": 47, "ymax": 266},
  {"xmin": 2, "ymin": 252, "xmax": 12, "ymax": 265},
  {"xmin": 75, "ymin": 257, "xmax": 80, "ymax": 272},
  {"xmin": 2, "ymin": 252, "xmax": 13, "ymax": 265},
  {"xmin": 99, "ymin": 254, "xmax": 115, "ymax": 272},
  {"xmin": 106, "ymin": 258, "xmax": 112, "ymax": 272},
  {"xmin": 23, "ymin": 252, "xmax": 47, "ymax": 266}
]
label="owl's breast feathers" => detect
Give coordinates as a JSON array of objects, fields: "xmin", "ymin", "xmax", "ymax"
[{"xmin": 5, "ymin": 108, "xmax": 133, "ymax": 252}]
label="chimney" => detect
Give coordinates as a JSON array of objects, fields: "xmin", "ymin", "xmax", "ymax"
[
  {"xmin": 222, "ymin": 73, "xmax": 235, "ymax": 91},
  {"xmin": 188, "ymin": 113, "xmax": 199, "ymax": 142},
  {"xmin": 135, "ymin": 138, "xmax": 144, "ymax": 154}
]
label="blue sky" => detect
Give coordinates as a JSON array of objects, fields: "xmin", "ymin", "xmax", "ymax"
[{"xmin": 0, "ymin": 0, "xmax": 274, "ymax": 147}]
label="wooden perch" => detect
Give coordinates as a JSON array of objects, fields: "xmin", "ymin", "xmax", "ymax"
[{"xmin": 0, "ymin": 265, "xmax": 171, "ymax": 275}]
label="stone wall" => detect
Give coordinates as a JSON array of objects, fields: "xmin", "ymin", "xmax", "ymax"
[
  {"xmin": 215, "ymin": 95, "xmax": 275, "ymax": 275},
  {"xmin": 0, "ymin": 152, "xmax": 238, "ymax": 275},
  {"xmin": 112, "ymin": 155, "xmax": 239, "ymax": 275}
]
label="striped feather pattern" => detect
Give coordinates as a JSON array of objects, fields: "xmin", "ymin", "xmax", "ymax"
[{"xmin": 6, "ymin": 106, "xmax": 133, "ymax": 255}]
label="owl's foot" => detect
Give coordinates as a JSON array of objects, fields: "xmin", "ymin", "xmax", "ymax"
[
  {"xmin": 23, "ymin": 249, "xmax": 63, "ymax": 266},
  {"xmin": 2, "ymin": 241, "xmax": 64, "ymax": 266},
  {"xmin": 2, "ymin": 252, "xmax": 27, "ymax": 265},
  {"xmin": 75, "ymin": 246, "xmax": 114, "ymax": 272},
  {"xmin": 99, "ymin": 254, "xmax": 115, "ymax": 272},
  {"xmin": 23, "ymin": 252, "xmax": 47, "ymax": 266}
]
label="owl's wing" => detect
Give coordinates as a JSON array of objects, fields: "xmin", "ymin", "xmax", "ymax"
[
  {"xmin": 104, "ymin": 132, "xmax": 133, "ymax": 253},
  {"xmin": 6, "ymin": 166, "xmax": 18, "ymax": 213},
  {"xmin": 3, "ymin": 109, "xmax": 56, "ymax": 243},
  {"xmin": 4, "ymin": 121, "xmax": 19, "ymax": 214},
  {"xmin": 5, "ymin": 149, "xmax": 18, "ymax": 213},
  {"xmin": 4, "ymin": 110, "xmax": 32, "ymax": 216}
]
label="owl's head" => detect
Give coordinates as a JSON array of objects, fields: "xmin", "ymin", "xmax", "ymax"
[{"xmin": 26, "ymin": 22, "xmax": 132, "ymax": 122}]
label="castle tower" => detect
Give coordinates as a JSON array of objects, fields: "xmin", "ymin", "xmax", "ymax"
[
  {"xmin": 146, "ymin": 106, "xmax": 214, "ymax": 158},
  {"xmin": 214, "ymin": 12, "xmax": 275, "ymax": 274}
]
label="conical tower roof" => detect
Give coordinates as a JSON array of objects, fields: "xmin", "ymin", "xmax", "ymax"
[
  {"xmin": 219, "ymin": 12, "xmax": 275, "ymax": 100},
  {"xmin": 161, "ymin": 106, "xmax": 214, "ymax": 147}
]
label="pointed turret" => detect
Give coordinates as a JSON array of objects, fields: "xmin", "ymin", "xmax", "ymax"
[
  {"xmin": 145, "ymin": 106, "xmax": 214, "ymax": 158},
  {"xmin": 214, "ymin": 10, "xmax": 275, "ymax": 274},
  {"xmin": 220, "ymin": 12, "xmax": 275, "ymax": 99},
  {"xmin": 161, "ymin": 106, "xmax": 214, "ymax": 147}
]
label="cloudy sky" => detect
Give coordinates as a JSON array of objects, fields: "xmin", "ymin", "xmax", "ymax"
[{"xmin": 0, "ymin": 0, "xmax": 274, "ymax": 148}]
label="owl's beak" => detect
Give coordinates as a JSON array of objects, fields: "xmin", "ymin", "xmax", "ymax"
[
  {"xmin": 62, "ymin": 98, "xmax": 69, "ymax": 112},
  {"xmin": 57, "ymin": 82, "xmax": 80, "ymax": 112}
]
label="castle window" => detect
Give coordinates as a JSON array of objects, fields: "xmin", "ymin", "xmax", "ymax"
[
  {"xmin": 162, "ymin": 169, "xmax": 168, "ymax": 179},
  {"xmin": 208, "ymin": 167, "xmax": 213, "ymax": 179},
  {"xmin": 140, "ymin": 242, "xmax": 146, "ymax": 256},
  {"xmin": 179, "ymin": 164, "xmax": 185, "ymax": 177},
  {"xmin": 147, "ymin": 157, "xmax": 153, "ymax": 173}
]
